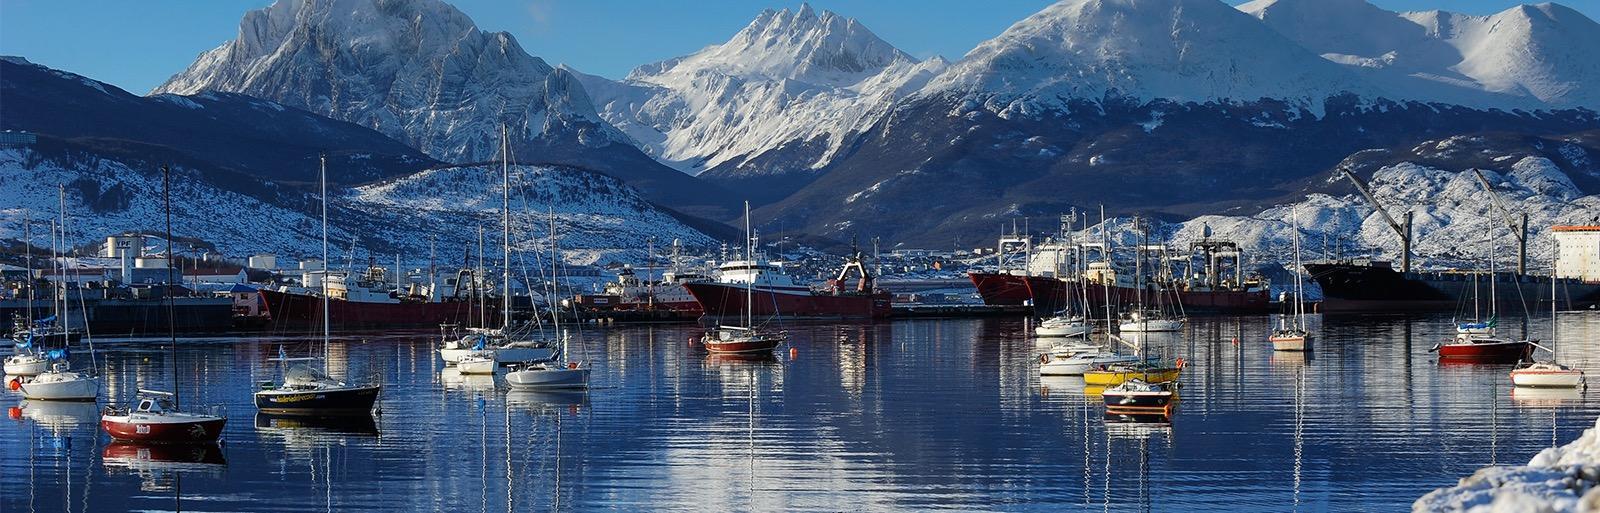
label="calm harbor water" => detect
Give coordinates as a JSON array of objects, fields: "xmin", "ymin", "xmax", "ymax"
[{"xmin": 6, "ymin": 313, "xmax": 1600, "ymax": 512}]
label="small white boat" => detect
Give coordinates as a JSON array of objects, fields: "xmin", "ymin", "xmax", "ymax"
[
  {"xmin": 506, "ymin": 362, "xmax": 590, "ymax": 389},
  {"xmin": 1269, "ymin": 329, "xmax": 1310, "ymax": 352},
  {"xmin": 5, "ymin": 352, "xmax": 49, "ymax": 376},
  {"xmin": 1510, "ymin": 362, "xmax": 1585, "ymax": 388},
  {"xmin": 1036, "ymin": 315, "xmax": 1091, "ymax": 338},
  {"xmin": 456, "ymin": 351, "xmax": 497, "ymax": 375},
  {"xmin": 439, "ymin": 328, "xmax": 556, "ymax": 364},
  {"xmin": 19, "ymin": 362, "xmax": 98, "ymax": 401},
  {"xmin": 1119, "ymin": 315, "xmax": 1183, "ymax": 333},
  {"xmin": 1039, "ymin": 344, "xmax": 1139, "ymax": 376}
]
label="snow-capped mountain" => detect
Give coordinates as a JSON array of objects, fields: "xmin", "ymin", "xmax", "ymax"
[
  {"xmin": 154, "ymin": 0, "xmax": 735, "ymax": 219},
  {"xmin": 576, "ymin": 4, "xmax": 946, "ymax": 196},
  {"xmin": 745, "ymin": 0, "xmax": 1599, "ymax": 247},
  {"xmin": 0, "ymin": 147, "xmax": 716, "ymax": 266},
  {"xmin": 1241, "ymin": 0, "xmax": 1600, "ymax": 110},
  {"xmin": 919, "ymin": 0, "xmax": 1375, "ymax": 112}
]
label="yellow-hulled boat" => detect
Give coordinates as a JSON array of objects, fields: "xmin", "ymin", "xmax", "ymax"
[{"xmin": 1082, "ymin": 359, "xmax": 1185, "ymax": 387}]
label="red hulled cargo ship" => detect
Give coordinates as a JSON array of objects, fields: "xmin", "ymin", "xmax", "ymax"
[
  {"xmin": 968, "ymin": 234, "xmax": 1269, "ymax": 314},
  {"xmin": 685, "ymin": 255, "xmax": 890, "ymax": 320}
]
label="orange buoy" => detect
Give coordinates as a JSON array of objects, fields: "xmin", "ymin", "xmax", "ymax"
[
  {"xmin": 789, "ymin": 347, "xmax": 798, "ymax": 359},
  {"xmin": 7, "ymin": 378, "xmax": 18, "ymax": 391}
]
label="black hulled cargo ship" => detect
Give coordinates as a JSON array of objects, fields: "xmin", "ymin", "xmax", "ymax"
[{"xmin": 1304, "ymin": 259, "xmax": 1600, "ymax": 313}]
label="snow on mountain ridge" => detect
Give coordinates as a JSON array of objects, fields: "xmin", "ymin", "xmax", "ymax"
[
  {"xmin": 579, "ymin": 4, "xmax": 948, "ymax": 176},
  {"xmin": 0, "ymin": 147, "xmax": 714, "ymax": 266},
  {"xmin": 1243, "ymin": 0, "xmax": 1600, "ymax": 110},
  {"xmin": 154, "ymin": 0, "xmax": 630, "ymax": 164},
  {"xmin": 1148, "ymin": 156, "xmax": 1600, "ymax": 271},
  {"xmin": 921, "ymin": 0, "xmax": 1377, "ymax": 114}
]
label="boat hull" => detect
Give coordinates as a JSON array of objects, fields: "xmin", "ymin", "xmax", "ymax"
[
  {"xmin": 101, "ymin": 416, "xmax": 226, "ymax": 444},
  {"xmin": 1436, "ymin": 340, "xmax": 1533, "ymax": 363},
  {"xmin": 1307, "ymin": 262, "xmax": 1600, "ymax": 313},
  {"xmin": 440, "ymin": 346, "xmax": 554, "ymax": 364},
  {"xmin": 457, "ymin": 358, "xmax": 497, "ymax": 375},
  {"xmin": 1102, "ymin": 391, "xmax": 1175, "ymax": 409},
  {"xmin": 1036, "ymin": 323, "xmax": 1091, "ymax": 338},
  {"xmin": 1270, "ymin": 335, "xmax": 1309, "ymax": 352},
  {"xmin": 259, "ymin": 289, "xmax": 494, "ymax": 330},
  {"xmin": 1511, "ymin": 368, "xmax": 1586, "ymax": 388},
  {"xmin": 1040, "ymin": 354, "xmax": 1140, "ymax": 376},
  {"xmin": 20, "ymin": 373, "xmax": 98, "ymax": 401},
  {"xmin": 4, "ymin": 356, "xmax": 48, "ymax": 376},
  {"xmin": 704, "ymin": 338, "xmax": 782, "ymax": 354},
  {"xmin": 1084, "ymin": 368, "xmax": 1181, "ymax": 387},
  {"xmin": 506, "ymin": 367, "xmax": 589, "ymax": 389},
  {"xmin": 253, "ymin": 385, "xmax": 381, "ymax": 415},
  {"xmin": 684, "ymin": 283, "xmax": 890, "ymax": 320},
  {"xmin": 967, "ymin": 272, "xmax": 1271, "ymax": 314},
  {"xmin": 1120, "ymin": 320, "xmax": 1183, "ymax": 333}
]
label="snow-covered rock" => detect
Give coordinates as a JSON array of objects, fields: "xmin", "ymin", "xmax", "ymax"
[
  {"xmin": 1105, "ymin": 156, "xmax": 1600, "ymax": 271},
  {"xmin": 1242, "ymin": 0, "xmax": 1600, "ymax": 110},
  {"xmin": 576, "ymin": 4, "xmax": 947, "ymax": 177},
  {"xmin": 154, "ymin": 0, "xmax": 627, "ymax": 164},
  {"xmin": 153, "ymin": 0, "xmax": 735, "ymax": 217},
  {"xmin": 919, "ymin": 0, "xmax": 1377, "ymax": 114},
  {"xmin": 1413, "ymin": 416, "xmax": 1600, "ymax": 512},
  {"xmin": 0, "ymin": 148, "xmax": 714, "ymax": 266}
]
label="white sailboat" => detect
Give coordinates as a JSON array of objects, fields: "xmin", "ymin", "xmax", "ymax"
[
  {"xmin": 440, "ymin": 126, "xmax": 556, "ymax": 365},
  {"xmin": 1510, "ymin": 271, "xmax": 1585, "ymax": 388},
  {"xmin": 506, "ymin": 203, "xmax": 590, "ymax": 390},
  {"xmin": 1269, "ymin": 206, "xmax": 1311, "ymax": 351},
  {"xmin": 22, "ymin": 188, "xmax": 100, "ymax": 401}
]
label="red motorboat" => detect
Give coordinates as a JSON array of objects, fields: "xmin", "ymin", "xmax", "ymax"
[
  {"xmin": 1433, "ymin": 337, "xmax": 1533, "ymax": 363},
  {"xmin": 101, "ymin": 390, "xmax": 226, "ymax": 443}
]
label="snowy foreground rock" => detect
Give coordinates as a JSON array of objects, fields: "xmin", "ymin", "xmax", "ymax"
[{"xmin": 1416, "ymin": 417, "xmax": 1600, "ymax": 512}]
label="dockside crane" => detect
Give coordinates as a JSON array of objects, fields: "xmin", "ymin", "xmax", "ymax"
[
  {"xmin": 1470, "ymin": 169, "xmax": 1529, "ymax": 276},
  {"xmin": 1338, "ymin": 167, "xmax": 1413, "ymax": 273}
]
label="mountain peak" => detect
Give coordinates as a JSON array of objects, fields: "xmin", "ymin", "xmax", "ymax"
[
  {"xmin": 630, "ymin": 4, "xmax": 913, "ymax": 86},
  {"xmin": 923, "ymin": 0, "xmax": 1373, "ymax": 108}
]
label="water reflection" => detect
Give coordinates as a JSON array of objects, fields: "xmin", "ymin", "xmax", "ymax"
[{"xmin": 5, "ymin": 314, "xmax": 1600, "ymax": 511}]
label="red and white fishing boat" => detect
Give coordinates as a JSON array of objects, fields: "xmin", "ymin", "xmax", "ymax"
[{"xmin": 100, "ymin": 390, "xmax": 226, "ymax": 443}]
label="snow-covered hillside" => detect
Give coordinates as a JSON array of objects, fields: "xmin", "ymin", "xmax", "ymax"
[
  {"xmin": 154, "ymin": 0, "xmax": 627, "ymax": 164},
  {"xmin": 0, "ymin": 148, "xmax": 714, "ymax": 266},
  {"xmin": 1242, "ymin": 0, "xmax": 1600, "ymax": 110},
  {"xmin": 352, "ymin": 164, "xmax": 716, "ymax": 264},
  {"xmin": 919, "ymin": 0, "xmax": 1376, "ymax": 114},
  {"xmin": 1078, "ymin": 153, "xmax": 1600, "ymax": 272},
  {"xmin": 576, "ymin": 4, "xmax": 947, "ymax": 176}
]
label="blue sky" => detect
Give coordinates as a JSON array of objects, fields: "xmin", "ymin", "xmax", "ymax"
[{"xmin": 2, "ymin": 0, "xmax": 1595, "ymax": 94}]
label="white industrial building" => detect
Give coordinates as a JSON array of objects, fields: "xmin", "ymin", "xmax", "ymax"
[{"xmin": 1554, "ymin": 225, "xmax": 1600, "ymax": 282}]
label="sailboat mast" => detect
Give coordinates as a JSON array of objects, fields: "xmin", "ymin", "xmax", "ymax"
[
  {"xmin": 501, "ymin": 125, "xmax": 511, "ymax": 332},
  {"xmin": 57, "ymin": 185, "xmax": 67, "ymax": 332},
  {"xmin": 321, "ymin": 155, "xmax": 330, "ymax": 353},
  {"xmin": 23, "ymin": 211, "xmax": 31, "ymax": 327},
  {"xmin": 1101, "ymin": 206, "xmax": 1112, "ymax": 336},
  {"xmin": 1291, "ymin": 206, "xmax": 1304, "ymax": 329},
  {"xmin": 745, "ymin": 201, "xmax": 753, "ymax": 329},
  {"xmin": 477, "ymin": 225, "xmax": 485, "ymax": 329},
  {"xmin": 549, "ymin": 205, "xmax": 561, "ymax": 338},
  {"xmin": 162, "ymin": 165, "xmax": 179, "ymax": 408}
]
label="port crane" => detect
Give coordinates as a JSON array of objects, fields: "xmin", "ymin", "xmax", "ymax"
[
  {"xmin": 1338, "ymin": 166, "xmax": 1413, "ymax": 273},
  {"xmin": 1470, "ymin": 169, "xmax": 1529, "ymax": 275}
]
